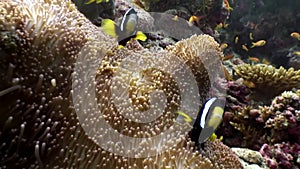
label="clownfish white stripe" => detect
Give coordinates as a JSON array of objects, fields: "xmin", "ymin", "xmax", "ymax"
[
  {"xmin": 120, "ymin": 8, "xmax": 134, "ymax": 31},
  {"xmin": 200, "ymin": 97, "xmax": 217, "ymax": 128}
]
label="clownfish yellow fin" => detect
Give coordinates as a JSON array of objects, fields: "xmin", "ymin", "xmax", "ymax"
[
  {"xmin": 209, "ymin": 133, "xmax": 217, "ymax": 141},
  {"xmin": 102, "ymin": 19, "xmax": 118, "ymax": 38},
  {"xmin": 85, "ymin": 0, "xmax": 94, "ymax": 4},
  {"xmin": 85, "ymin": 0, "xmax": 108, "ymax": 4},
  {"xmin": 176, "ymin": 111, "xmax": 192, "ymax": 123},
  {"xmin": 134, "ymin": 31, "xmax": 147, "ymax": 41},
  {"xmin": 208, "ymin": 133, "xmax": 223, "ymax": 142},
  {"xmin": 118, "ymin": 45, "xmax": 124, "ymax": 49}
]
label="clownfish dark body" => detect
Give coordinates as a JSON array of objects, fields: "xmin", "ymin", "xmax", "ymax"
[
  {"xmin": 189, "ymin": 97, "xmax": 224, "ymax": 145},
  {"xmin": 102, "ymin": 8, "xmax": 147, "ymax": 47}
]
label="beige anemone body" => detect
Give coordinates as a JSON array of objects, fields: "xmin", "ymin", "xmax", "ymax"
[{"xmin": 0, "ymin": 0, "xmax": 242, "ymax": 168}]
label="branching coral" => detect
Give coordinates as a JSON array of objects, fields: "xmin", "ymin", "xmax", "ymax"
[
  {"xmin": 234, "ymin": 64, "xmax": 300, "ymax": 101},
  {"xmin": 221, "ymin": 90, "xmax": 300, "ymax": 149},
  {"xmin": 260, "ymin": 142, "xmax": 300, "ymax": 169},
  {"xmin": 0, "ymin": 0, "xmax": 241, "ymax": 168}
]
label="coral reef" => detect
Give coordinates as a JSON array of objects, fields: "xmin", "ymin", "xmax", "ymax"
[
  {"xmin": 221, "ymin": 90, "xmax": 300, "ymax": 148},
  {"xmin": 0, "ymin": 0, "xmax": 241, "ymax": 168},
  {"xmin": 219, "ymin": 90, "xmax": 300, "ymax": 168},
  {"xmin": 234, "ymin": 64, "xmax": 300, "ymax": 101},
  {"xmin": 260, "ymin": 142, "xmax": 300, "ymax": 169}
]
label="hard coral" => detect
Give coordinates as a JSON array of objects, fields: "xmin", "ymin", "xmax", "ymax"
[
  {"xmin": 260, "ymin": 142, "xmax": 300, "ymax": 169},
  {"xmin": 264, "ymin": 91, "xmax": 300, "ymax": 130},
  {"xmin": 234, "ymin": 64, "xmax": 300, "ymax": 102},
  {"xmin": 220, "ymin": 90, "xmax": 300, "ymax": 151},
  {"xmin": 0, "ymin": 0, "xmax": 241, "ymax": 168}
]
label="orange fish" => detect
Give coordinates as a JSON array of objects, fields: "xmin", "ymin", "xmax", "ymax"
[
  {"xmin": 188, "ymin": 15, "xmax": 201, "ymax": 26},
  {"xmin": 222, "ymin": 0, "xmax": 233, "ymax": 12},
  {"xmin": 262, "ymin": 58, "xmax": 270, "ymax": 65},
  {"xmin": 222, "ymin": 65, "xmax": 232, "ymax": 81},
  {"xmin": 243, "ymin": 80, "xmax": 256, "ymax": 88},
  {"xmin": 248, "ymin": 57, "xmax": 260, "ymax": 63},
  {"xmin": 290, "ymin": 32, "xmax": 300, "ymax": 40},
  {"xmin": 220, "ymin": 43, "xmax": 228, "ymax": 49},
  {"xmin": 222, "ymin": 53, "xmax": 234, "ymax": 61},
  {"xmin": 133, "ymin": 0, "xmax": 145, "ymax": 8}
]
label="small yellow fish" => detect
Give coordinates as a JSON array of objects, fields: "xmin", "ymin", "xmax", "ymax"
[
  {"xmin": 188, "ymin": 15, "xmax": 200, "ymax": 26},
  {"xmin": 262, "ymin": 58, "xmax": 270, "ymax": 65},
  {"xmin": 172, "ymin": 15, "xmax": 179, "ymax": 21},
  {"xmin": 222, "ymin": 0, "xmax": 233, "ymax": 12},
  {"xmin": 220, "ymin": 43, "xmax": 228, "ymax": 49},
  {"xmin": 223, "ymin": 23, "xmax": 229, "ymax": 29},
  {"xmin": 251, "ymin": 40, "xmax": 266, "ymax": 48},
  {"xmin": 85, "ymin": 0, "xmax": 109, "ymax": 4},
  {"xmin": 290, "ymin": 32, "xmax": 300, "ymax": 40},
  {"xmin": 235, "ymin": 36, "xmax": 239, "ymax": 44},
  {"xmin": 215, "ymin": 23, "xmax": 223, "ymax": 30},
  {"xmin": 215, "ymin": 23, "xmax": 229, "ymax": 30},
  {"xmin": 176, "ymin": 111, "xmax": 192, "ymax": 123},
  {"xmin": 249, "ymin": 32, "xmax": 254, "ymax": 40},
  {"xmin": 242, "ymin": 44, "xmax": 249, "ymax": 51},
  {"xmin": 293, "ymin": 51, "xmax": 300, "ymax": 56}
]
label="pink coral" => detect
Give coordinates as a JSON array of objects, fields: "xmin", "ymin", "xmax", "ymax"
[{"xmin": 260, "ymin": 142, "xmax": 300, "ymax": 169}]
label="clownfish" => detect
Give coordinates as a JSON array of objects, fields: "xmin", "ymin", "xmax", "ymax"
[
  {"xmin": 189, "ymin": 97, "xmax": 224, "ymax": 145},
  {"xmin": 101, "ymin": 8, "xmax": 147, "ymax": 47}
]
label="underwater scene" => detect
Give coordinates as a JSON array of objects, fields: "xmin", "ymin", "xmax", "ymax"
[{"xmin": 0, "ymin": 0, "xmax": 299, "ymax": 168}]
